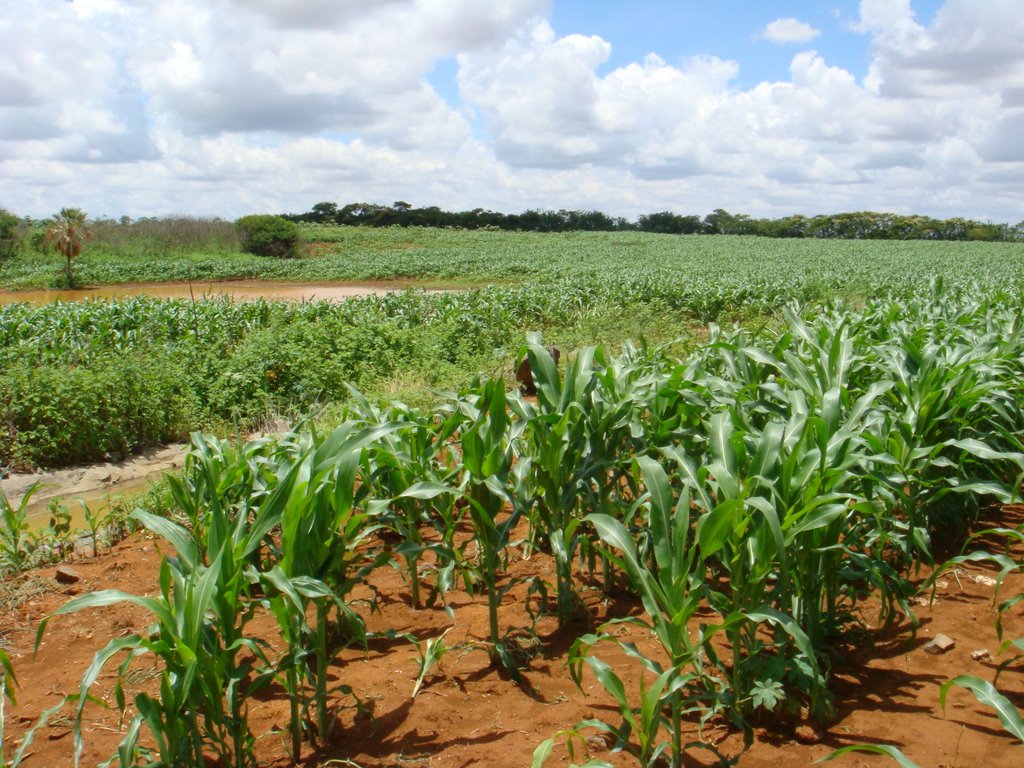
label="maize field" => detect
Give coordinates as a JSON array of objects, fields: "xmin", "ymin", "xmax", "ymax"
[{"xmin": 1, "ymin": 230, "xmax": 1023, "ymax": 766}]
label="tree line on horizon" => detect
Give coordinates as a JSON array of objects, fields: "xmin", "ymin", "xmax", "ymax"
[
  {"xmin": 3, "ymin": 204, "xmax": 1022, "ymax": 258},
  {"xmin": 285, "ymin": 200, "xmax": 1024, "ymax": 242}
]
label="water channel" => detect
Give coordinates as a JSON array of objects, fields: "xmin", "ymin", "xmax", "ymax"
[{"xmin": 0, "ymin": 279, "xmax": 423, "ymax": 305}]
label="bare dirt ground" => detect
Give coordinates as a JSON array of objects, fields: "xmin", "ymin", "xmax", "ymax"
[{"xmin": 2, "ymin": 507, "xmax": 1022, "ymax": 768}]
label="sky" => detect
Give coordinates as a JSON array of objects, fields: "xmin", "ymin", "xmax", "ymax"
[{"xmin": 1, "ymin": 0, "xmax": 1023, "ymax": 223}]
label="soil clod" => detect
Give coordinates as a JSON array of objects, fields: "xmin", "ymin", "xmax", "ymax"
[
  {"xmin": 54, "ymin": 564, "xmax": 82, "ymax": 584},
  {"xmin": 924, "ymin": 633, "xmax": 956, "ymax": 654}
]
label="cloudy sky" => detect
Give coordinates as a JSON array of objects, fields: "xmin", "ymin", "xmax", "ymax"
[{"xmin": 2, "ymin": 0, "xmax": 1023, "ymax": 222}]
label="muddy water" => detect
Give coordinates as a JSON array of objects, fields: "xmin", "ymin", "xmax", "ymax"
[
  {"xmin": 1, "ymin": 444, "xmax": 186, "ymax": 531},
  {"xmin": 0, "ymin": 280, "xmax": 422, "ymax": 305},
  {"xmin": 20, "ymin": 475, "xmax": 162, "ymax": 531}
]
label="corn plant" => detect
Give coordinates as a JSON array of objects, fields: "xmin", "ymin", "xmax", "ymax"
[
  {"xmin": 80, "ymin": 500, "xmax": 105, "ymax": 557},
  {"xmin": 348, "ymin": 391, "xmax": 463, "ymax": 609},
  {"xmin": 853, "ymin": 294, "xmax": 1024, "ymax": 558},
  {"xmin": 34, "ymin": 476, "xmax": 289, "ymax": 768},
  {"xmin": 0, "ymin": 486, "xmax": 38, "ymax": 575},
  {"xmin": 512, "ymin": 339, "xmax": 601, "ymax": 626},
  {"xmin": 577, "ymin": 342, "xmax": 664, "ymax": 591},
  {"xmin": 455, "ymin": 379, "xmax": 526, "ymax": 672},
  {"xmin": 262, "ymin": 568, "xmax": 346, "ymax": 760},
  {"xmin": 411, "ymin": 627, "xmax": 453, "ymax": 698},
  {"xmin": 37, "ymin": 548, "xmax": 268, "ymax": 766},
  {"xmin": 564, "ymin": 456, "xmax": 728, "ymax": 768},
  {"xmin": 262, "ymin": 421, "xmax": 399, "ymax": 752},
  {"xmin": 166, "ymin": 432, "xmax": 282, "ymax": 544}
]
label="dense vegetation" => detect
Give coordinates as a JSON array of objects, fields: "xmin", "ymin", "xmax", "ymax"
[
  {"xmin": 234, "ymin": 214, "xmax": 300, "ymax": 258},
  {"xmin": 0, "ymin": 210, "xmax": 18, "ymax": 261},
  {"xmin": 286, "ymin": 201, "xmax": 1024, "ymax": 242},
  {"xmin": 2, "ymin": 227, "xmax": 1024, "ymax": 470},
  {"xmin": 2, "ymin": 224, "xmax": 1023, "ymax": 767},
  {"xmin": 3, "ymin": 222, "xmax": 1023, "ymax": 291},
  {"xmin": 9, "ymin": 287, "xmax": 1023, "ymax": 767}
]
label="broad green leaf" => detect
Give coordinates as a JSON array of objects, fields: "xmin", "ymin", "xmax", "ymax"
[
  {"xmin": 131, "ymin": 510, "xmax": 198, "ymax": 572},
  {"xmin": 697, "ymin": 499, "xmax": 744, "ymax": 560},
  {"xmin": 399, "ymin": 481, "xmax": 456, "ymax": 499},
  {"xmin": 940, "ymin": 675, "xmax": 1024, "ymax": 743},
  {"xmin": 816, "ymin": 743, "xmax": 921, "ymax": 767}
]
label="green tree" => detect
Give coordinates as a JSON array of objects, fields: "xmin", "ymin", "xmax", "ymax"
[
  {"xmin": 235, "ymin": 214, "xmax": 301, "ymax": 258},
  {"xmin": 44, "ymin": 207, "xmax": 93, "ymax": 287},
  {"xmin": 308, "ymin": 201, "xmax": 338, "ymax": 223},
  {"xmin": 0, "ymin": 208, "xmax": 20, "ymax": 259}
]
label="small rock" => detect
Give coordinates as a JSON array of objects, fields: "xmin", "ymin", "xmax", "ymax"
[
  {"xmin": 924, "ymin": 633, "xmax": 956, "ymax": 654},
  {"xmin": 794, "ymin": 723, "xmax": 824, "ymax": 744},
  {"xmin": 973, "ymin": 574, "xmax": 997, "ymax": 587},
  {"xmin": 971, "ymin": 648, "xmax": 991, "ymax": 662},
  {"xmin": 55, "ymin": 564, "xmax": 82, "ymax": 584},
  {"xmin": 585, "ymin": 733, "xmax": 615, "ymax": 752}
]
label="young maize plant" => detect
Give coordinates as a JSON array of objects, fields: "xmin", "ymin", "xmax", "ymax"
[
  {"xmin": 33, "ymin": 430, "xmax": 304, "ymax": 768},
  {"xmin": 261, "ymin": 421, "xmax": 401, "ymax": 754},
  {"xmin": 700, "ymin": 320, "xmax": 913, "ymax": 650},
  {"xmin": 512, "ymin": 338, "xmax": 602, "ymax": 627},
  {"xmin": 347, "ymin": 389, "xmax": 464, "ymax": 609},
  {"xmin": 36, "ymin": 514, "xmax": 275, "ymax": 768},
  {"xmin": 0, "ymin": 486, "xmax": 39, "ymax": 575},
  {"xmin": 454, "ymin": 378, "xmax": 528, "ymax": 673},
  {"xmin": 560, "ymin": 456, "xmax": 738, "ymax": 768},
  {"xmin": 577, "ymin": 342, "xmax": 664, "ymax": 592}
]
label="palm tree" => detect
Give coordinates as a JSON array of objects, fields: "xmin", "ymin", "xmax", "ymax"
[{"xmin": 44, "ymin": 208, "xmax": 93, "ymax": 287}]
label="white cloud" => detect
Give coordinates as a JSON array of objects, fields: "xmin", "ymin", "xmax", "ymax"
[
  {"xmin": 0, "ymin": 1, "xmax": 1022, "ymax": 223},
  {"xmin": 762, "ymin": 18, "xmax": 821, "ymax": 45}
]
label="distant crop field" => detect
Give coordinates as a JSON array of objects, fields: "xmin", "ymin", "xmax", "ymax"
[{"xmin": 3, "ymin": 225, "xmax": 1023, "ymax": 296}]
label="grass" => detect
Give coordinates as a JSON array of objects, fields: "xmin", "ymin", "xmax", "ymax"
[{"xmin": 0, "ymin": 575, "xmax": 55, "ymax": 615}]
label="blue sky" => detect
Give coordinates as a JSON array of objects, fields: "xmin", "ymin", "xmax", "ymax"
[
  {"xmin": 433, "ymin": 1, "xmax": 949, "ymax": 114},
  {"xmin": 553, "ymin": 2, "xmax": 863, "ymax": 86},
  {"xmin": 1, "ymin": 1, "xmax": 1022, "ymax": 222},
  {"xmin": 560, "ymin": 2, "xmax": 938, "ymax": 78}
]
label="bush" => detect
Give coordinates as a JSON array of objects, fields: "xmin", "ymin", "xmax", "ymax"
[
  {"xmin": 0, "ymin": 352, "xmax": 195, "ymax": 469},
  {"xmin": 235, "ymin": 214, "xmax": 301, "ymax": 258},
  {"xmin": 0, "ymin": 208, "xmax": 20, "ymax": 260}
]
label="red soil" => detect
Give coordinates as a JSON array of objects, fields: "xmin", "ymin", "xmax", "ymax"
[{"xmin": 2, "ymin": 509, "xmax": 1022, "ymax": 768}]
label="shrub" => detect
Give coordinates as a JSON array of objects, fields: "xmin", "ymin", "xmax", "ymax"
[
  {"xmin": 0, "ymin": 208, "xmax": 20, "ymax": 260},
  {"xmin": 235, "ymin": 214, "xmax": 301, "ymax": 258},
  {"xmin": 0, "ymin": 352, "xmax": 195, "ymax": 468}
]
